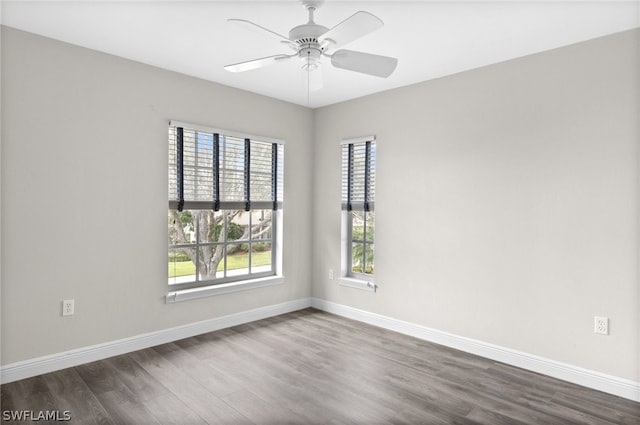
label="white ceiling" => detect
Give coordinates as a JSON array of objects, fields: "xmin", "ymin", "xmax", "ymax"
[{"xmin": 2, "ymin": 1, "xmax": 639, "ymax": 108}]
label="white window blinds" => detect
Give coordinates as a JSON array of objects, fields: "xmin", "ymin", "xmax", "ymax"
[
  {"xmin": 169, "ymin": 122, "xmax": 284, "ymax": 211},
  {"xmin": 341, "ymin": 137, "xmax": 376, "ymax": 211}
]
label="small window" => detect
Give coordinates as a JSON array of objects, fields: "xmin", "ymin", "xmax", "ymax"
[
  {"xmin": 341, "ymin": 137, "xmax": 376, "ymax": 287},
  {"xmin": 168, "ymin": 122, "xmax": 284, "ymax": 296}
]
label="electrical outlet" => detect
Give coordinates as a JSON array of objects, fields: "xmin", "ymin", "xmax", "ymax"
[
  {"xmin": 62, "ymin": 299, "xmax": 75, "ymax": 316},
  {"xmin": 594, "ymin": 316, "xmax": 608, "ymax": 335},
  {"xmin": 328, "ymin": 269, "xmax": 334, "ymax": 280}
]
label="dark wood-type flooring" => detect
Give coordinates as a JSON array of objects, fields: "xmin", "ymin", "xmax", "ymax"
[{"xmin": 2, "ymin": 308, "xmax": 639, "ymax": 424}]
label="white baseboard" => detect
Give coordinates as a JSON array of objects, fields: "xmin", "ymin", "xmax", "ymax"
[
  {"xmin": 311, "ymin": 298, "xmax": 640, "ymax": 402},
  {"xmin": 3, "ymin": 296, "xmax": 638, "ymax": 403},
  {"xmin": 0, "ymin": 298, "xmax": 312, "ymax": 385}
]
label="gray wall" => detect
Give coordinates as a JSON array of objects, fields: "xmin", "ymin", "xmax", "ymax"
[
  {"xmin": 312, "ymin": 29, "xmax": 639, "ymax": 381},
  {"xmin": 2, "ymin": 25, "xmax": 638, "ymax": 384},
  {"xmin": 1, "ymin": 27, "xmax": 313, "ymax": 364}
]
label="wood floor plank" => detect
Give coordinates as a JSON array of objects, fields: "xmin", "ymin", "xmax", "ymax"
[
  {"xmin": 204, "ymin": 327, "xmax": 395, "ymax": 424},
  {"xmin": 229, "ymin": 318, "xmax": 486, "ymax": 424},
  {"xmin": 2, "ymin": 308, "xmax": 638, "ymax": 425},
  {"xmin": 465, "ymin": 406, "xmax": 532, "ymax": 425},
  {"xmin": 141, "ymin": 392, "xmax": 208, "ymax": 425},
  {"xmin": 517, "ymin": 396, "xmax": 623, "ymax": 425},
  {"xmin": 130, "ymin": 346, "xmax": 254, "ymax": 425},
  {"xmin": 220, "ymin": 388, "xmax": 307, "ymax": 425},
  {"xmin": 102, "ymin": 353, "xmax": 169, "ymax": 402},
  {"xmin": 41, "ymin": 368, "xmax": 114, "ymax": 424},
  {"xmin": 75, "ymin": 360, "xmax": 131, "ymax": 396},
  {"xmin": 91, "ymin": 386, "xmax": 162, "ymax": 425},
  {"xmin": 156, "ymin": 341, "xmax": 245, "ymax": 398},
  {"xmin": 260, "ymin": 314, "xmax": 481, "ymax": 422},
  {"xmin": 287, "ymin": 310, "xmax": 493, "ymax": 377},
  {"xmin": 0, "ymin": 375, "xmax": 58, "ymax": 424},
  {"xmin": 551, "ymin": 391, "xmax": 640, "ymax": 425}
]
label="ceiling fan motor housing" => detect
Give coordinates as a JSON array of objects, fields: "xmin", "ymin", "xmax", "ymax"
[{"xmin": 289, "ymin": 23, "xmax": 328, "ymax": 70}]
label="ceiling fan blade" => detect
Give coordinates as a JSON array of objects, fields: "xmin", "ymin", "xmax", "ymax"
[
  {"xmin": 331, "ymin": 49, "xmax": 398, "ymax": 78},
  {"xmin": 318, "ymin": 11, "xmax": 383, "ymax": 49},
  {"xmin": 228, "ymin": 19, "xmax": 297, "ymax": 48},
  {"xmin": 224, "ymin": 54, "xmax": 292, "ymax": 73}
]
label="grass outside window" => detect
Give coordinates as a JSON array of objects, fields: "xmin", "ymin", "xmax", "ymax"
[{"xmin": 169, "ymin": 250, "xmax": 272, "ymax": 278}]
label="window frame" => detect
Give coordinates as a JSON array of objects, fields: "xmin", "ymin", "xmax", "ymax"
[
  {"xmin": 168, "ymin": 208, "xmax": 277, "ymax": 291},
  {"xmin": 340, "ymin": 136, "xmax": 376, "ymax": 291},
  {"xmin": 167, "ymin": 121, "xmax": 284, "ymax": 302}
]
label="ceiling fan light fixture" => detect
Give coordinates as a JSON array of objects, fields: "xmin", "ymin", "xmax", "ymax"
[{"xmin": 300, "ymin": 47, "xmax": 321, "ymax": 71}]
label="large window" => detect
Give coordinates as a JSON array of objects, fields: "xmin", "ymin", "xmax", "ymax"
[
  {"xmin": 341, "ymin": 137, "xmax": 376, "ymax": 286},
  {"xmin": 168, "ymin": 122, "xmax": 284, "ymax": 295}
]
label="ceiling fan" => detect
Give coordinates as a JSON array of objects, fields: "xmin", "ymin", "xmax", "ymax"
[{"xmin": 224, "ymin": 0, "xmax": 398, "ymax": 90}]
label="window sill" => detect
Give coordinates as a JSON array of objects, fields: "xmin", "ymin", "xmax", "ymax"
[
  {"xmin": 339, "ymin": 277, "xmax": 377, "ymax": 292},
  {"xmin": 166, "ymin": 275, "xmax": 284, "ymax": 303}
]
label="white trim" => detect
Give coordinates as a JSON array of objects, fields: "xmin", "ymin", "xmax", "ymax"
[
  {"xmin": 310, "ymin": 298, "xmax": 640, "ymax": 402},
  {"xmin": 340, "ymin": 135, "xmax": 375, "ymax": 145},
  {"xmin": 0, "ymin": 298, "xmax": 312, "ymax": 385},
  {"xmin": 166, "ymin": 275, "xmax": 285, "ymax": 303},
  {"xmin": 3, "ymin": 296, "xmax": 637, "ymax": 402},
  {"xmin": 169, "ymin": 120, "xmax": 285, "ymax": 145},
  {"xmin": 339, "ymin": 277, "xmax": 376, "ymax": 292}
]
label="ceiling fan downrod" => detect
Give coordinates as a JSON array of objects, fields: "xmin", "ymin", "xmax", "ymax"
[
  {"xmin": 293, "ymin": 0, "xmax": 327, "ymax": 71},
  {"xmin": 301, "ymin": 0, "xmax": 325, "ymax": 21}
]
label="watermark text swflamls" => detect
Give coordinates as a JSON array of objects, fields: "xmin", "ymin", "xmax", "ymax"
[{"xmin": 2, "ymin": 410, "xmax": 71, "ymax": 422}]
